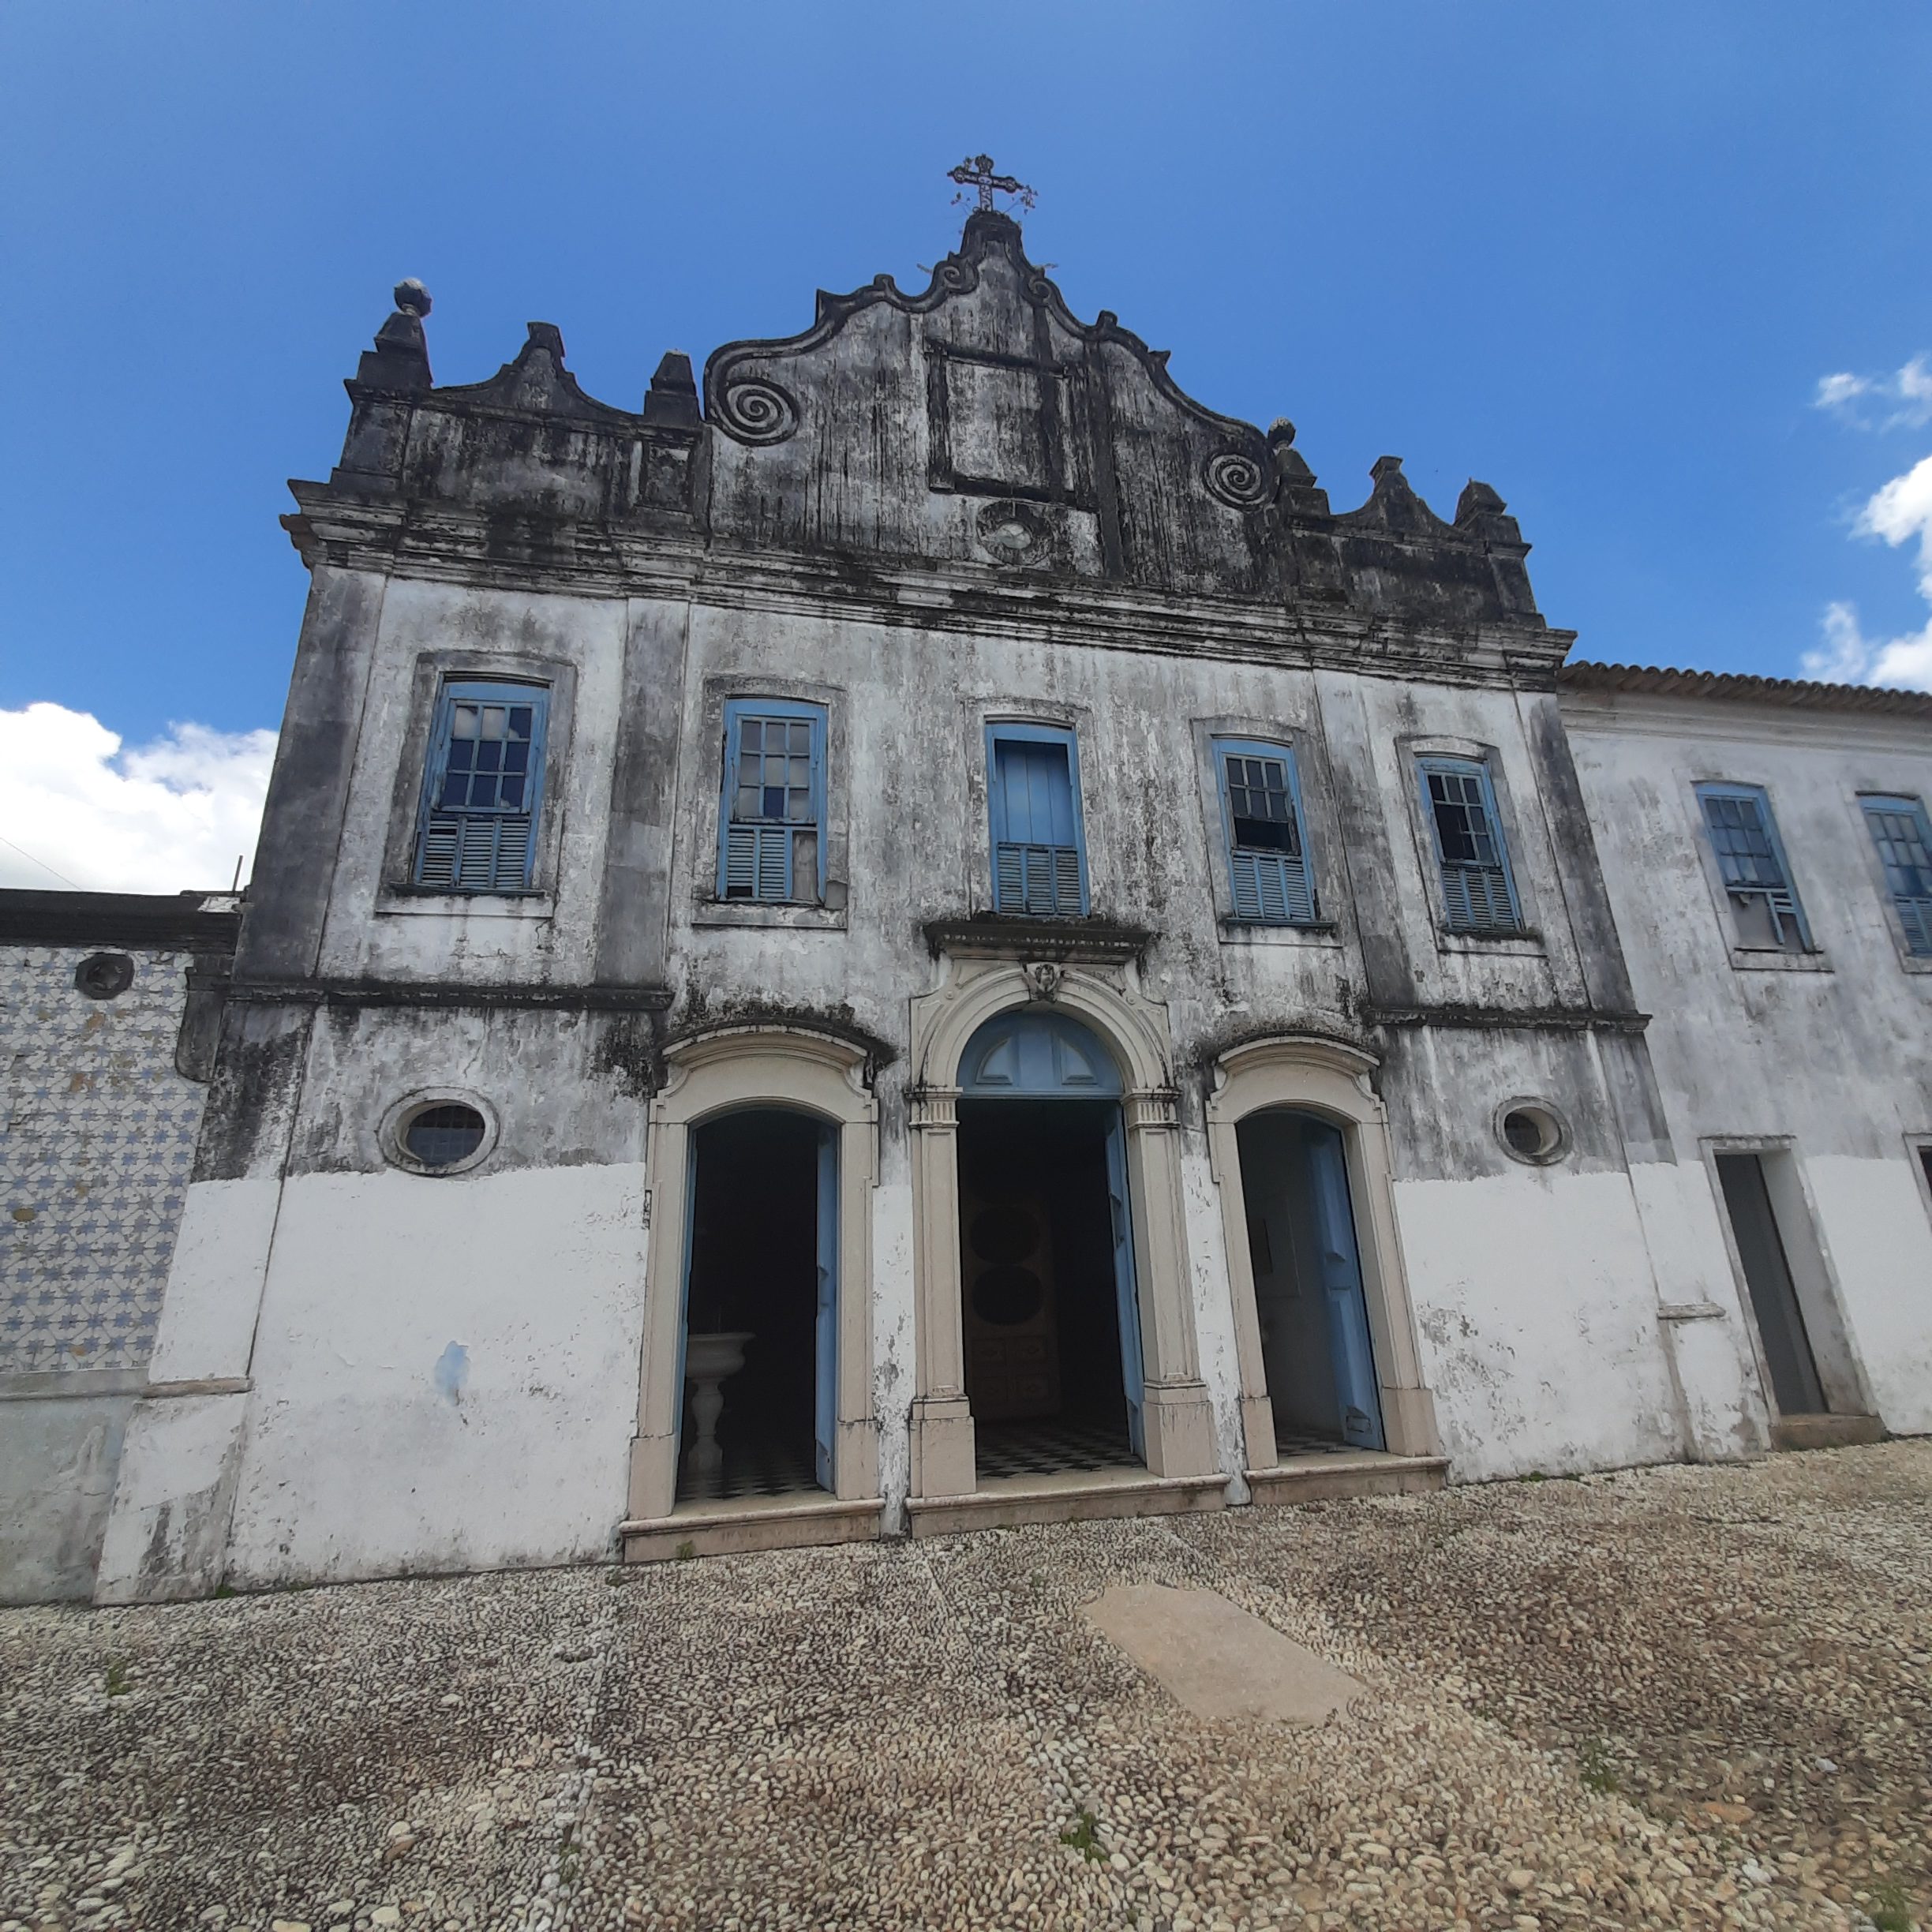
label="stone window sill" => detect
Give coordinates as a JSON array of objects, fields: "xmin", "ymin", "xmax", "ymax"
[
  {"xmin": 376, "ymin": 890, "xmax": 555, "ymax": 921},
  {"xmin": 691, "ymin": 898, "xmax": 848, "ymax": 932},
  {"xmin": 1433, "ymin": 926, "xmax": 1546, "ymax": 957},
  {"xmin": 1728, "ymin": 946, "xmax": 1832, "ymax": 974},
  {"xmin": 1217, "ymin": 919, "xmax": 1342, "ymax": 949}
]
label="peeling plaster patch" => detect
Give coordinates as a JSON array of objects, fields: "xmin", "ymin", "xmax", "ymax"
[{"xmin": 434, "ymin": 1341, "xmax": 470, "ymax": 1407}]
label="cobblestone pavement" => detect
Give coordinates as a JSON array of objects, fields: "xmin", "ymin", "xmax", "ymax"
[{"xmin": 2, "ymin": 1441, "xmax": 1927, "ymax": 1932}]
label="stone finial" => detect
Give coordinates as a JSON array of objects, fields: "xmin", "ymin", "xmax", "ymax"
[
  {"xmin": 643, "ymin": 350, "xmax": 702, "ymax": 430},
  {"xmin": 355, "ymin": 278, "xmax": 434, "ymax": 392}
]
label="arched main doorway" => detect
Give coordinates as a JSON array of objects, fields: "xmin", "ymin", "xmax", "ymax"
[{"xmin": 955, "ymin": 1011, "xmax": 1145, "ymax": 1475}]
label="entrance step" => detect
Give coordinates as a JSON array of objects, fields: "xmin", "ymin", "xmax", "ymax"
[
  {"xmin": 1246, "ymin": 1451, "xmax": 1448, "ymax": 1506},
  {"xmin": 1769, "ymin": 1414, "xmax": 1886, "ymax": 1453},
  {"xmin": 619, "ymin": 1493, "xmax": 883, "ymax": 1563},
  {"xmin": 908, "ymin": 1467, "xmax": 1227, "ymax": 1537}
]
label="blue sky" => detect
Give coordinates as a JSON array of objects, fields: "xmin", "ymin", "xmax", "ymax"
[{"xmin": 2, "ymin": 3, "xmax": 1930, "ymax": 886}]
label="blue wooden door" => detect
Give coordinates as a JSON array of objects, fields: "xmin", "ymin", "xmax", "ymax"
[
  {"xmin": 1104, "ymin": 1111, "xmax": 1146, "ymax": 1458},
  {"xmin": 814, "ymin": 1126, "xmax": 838, "ymax": 1489},
  {"xmin": 1304, "ymin": 1121, "xmax": 1384, "ymax": 1451}
]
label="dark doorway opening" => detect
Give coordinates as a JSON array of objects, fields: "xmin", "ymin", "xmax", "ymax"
[
  {"xmin": 957, "ymin": 1098, "xmax": 1136, "ymax": 1477},
  {"xmin": 1716, "ymin": 1151, "xmax": 1829, "ymax": 1417},
  {"xmin": 678, "ymin": 1108, "xmax": 824, "ymax": 1503},
  {"xmin": 1236, "ymin": 1110, "xmax": 1385, "ymax": 1454}
]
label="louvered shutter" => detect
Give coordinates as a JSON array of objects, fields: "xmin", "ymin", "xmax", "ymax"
[
  {"xmin": 413, "ymin": 683, "xmax": 549, "ymax": 893},
  {"xmin": 990, "ymin": 730, "xmax": 1086, "ymax": 915}
]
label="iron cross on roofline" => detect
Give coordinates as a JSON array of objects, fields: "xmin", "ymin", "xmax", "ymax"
[{"xmin": 948, "ymin": 153, "xmax": 1036, "ymax": 214}]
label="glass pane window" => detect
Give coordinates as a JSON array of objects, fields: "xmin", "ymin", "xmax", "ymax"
[
  {"xmin": 733, "ymin": 715, "xmax": 817, "ymax": 824},
  {"xmin": 1863, "ymin": 795, "xmax": 1932, "ymax": 954},
  {"xmin": 1702, "ymin": 793, "xmax": 1787, "ymax": 892},
  {"xmin": 415, "ymin": 682, "xmax": 549, "ymax": 893},
  {"xmin": 719, "ymin": 700, "xmax": 826, "ymax": 904},
  {"xmin": 1225, "ymin": 754, "xmax": 1301, "ymax": 856},
  {"xmin": 1697, "ymin": 784, "xmax": 1810, "ymax": 952},
  {"xmin": 1427, "ymin": 768, "xmax": 1500, "ymax": 867}
]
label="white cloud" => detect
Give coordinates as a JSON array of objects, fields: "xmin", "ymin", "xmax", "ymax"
[
  {"xmin": 1812, "ymin": 354, "xmax": 1932, "ymax": 430},
  {"xmin": 0, "ymin": 704, "xmax": 276, "ymax": 894},
  {"xmin": 1803, "ymin": 454, "xmax": 1932, "ymax": 691}
]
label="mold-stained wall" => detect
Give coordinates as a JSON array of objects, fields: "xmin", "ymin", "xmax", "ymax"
[
  {"xmin": 1566, "ymin": 686, "xmax": 1932, "ymax": 1437},
  {"xmin": 81, "ymin": 212, "xmax": 1932, "ymax": 1601}
]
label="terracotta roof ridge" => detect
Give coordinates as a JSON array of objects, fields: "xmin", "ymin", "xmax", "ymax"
[{"xmin": 1558, "ymin": 659, "xmax": 1932, "ymax": 719}]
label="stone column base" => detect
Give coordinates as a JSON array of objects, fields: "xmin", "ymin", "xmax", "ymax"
[
  {"xmin": 910, "ymin": 1392, "xmax": 976, "ymax": 1500},
  {"xmin": 1238, "ymin": 1392, "xmax": 1278, "ymax": 1472},
  {"xmin": 627, "ymin": 1431, "xmax": 677, "ymax": 1524},
  {"xmin": 1379, "ymin": 1383, "xmax": 1443, "ymax": 1461},
  {"xmin": 1140, "ymin": 1379, "xmax": 1219, "ymax": 1480}
]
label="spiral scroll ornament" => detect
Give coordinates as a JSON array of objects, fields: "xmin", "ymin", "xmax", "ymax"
[
  {"xmin": 1202, "ymin": 446, "xmax": 1272, "ymax": 510},
  {"xmin": 714, "ymin": 371, "xmax": 801, "ymax": 447}
]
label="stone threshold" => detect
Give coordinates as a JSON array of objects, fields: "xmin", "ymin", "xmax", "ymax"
[
  {"xmin": 618, "ymin": 1492, "xmax": 883, "ymax": 1562},
  {"xmin": 1769, "ymin": 1413, "xmax": 1885, "ymax": 1453},
  {"xmin": 1246, "ymin": 1451, "xmax": 1449, "ymax": 1505},
  {"xmin": 908, "ymin": 1467, "xmax": 1228, "ymax": 1538}
]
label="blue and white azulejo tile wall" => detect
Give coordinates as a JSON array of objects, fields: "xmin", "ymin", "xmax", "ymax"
[{"xmin": 1, "ymin": 946, "xmax": 207, "ymax": 1376}]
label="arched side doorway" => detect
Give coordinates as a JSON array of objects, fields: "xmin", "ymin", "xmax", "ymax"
[
  {"xmin": 1206, "ymin": 1037, "xmax": 1441, "ymax": 1474},
  {"xmin": 906, "ymin": 959, "xmax": 1219, "ymax": 1502},
  {"xmin": 957, "ymin": 1011, "xmax": 1145, "ymax": 1470},
  {"xmin": 627, "ymin": 1028, "xmax": 878, "ymax": 1527}
]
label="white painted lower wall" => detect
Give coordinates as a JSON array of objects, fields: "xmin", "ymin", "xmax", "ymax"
[
  {"xmin": 223, "ymin": 1162, "xmax": 649, "ymax": 1586},
  {"xmin": 1805, "ymin": 1154, "xmax": 1932, "ymax": 1436},
  {"xmin": 1394, "ymin": 1166, "xmax": 1687, "ymax": 1481}
]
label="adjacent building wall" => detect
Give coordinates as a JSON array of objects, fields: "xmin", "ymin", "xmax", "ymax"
[
  {"xmin": 1566, "ymin": 686, "xmax": 1932, "ymax": 1437},
  {"xmin": 0, "ymin": 896, "xmax": 238, "ymax": 1601}
]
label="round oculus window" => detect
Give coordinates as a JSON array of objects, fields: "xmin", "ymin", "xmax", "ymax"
[
  {"xmin": 75, "ymin": 953, "xmax": 135, "ymax": 1000},
  {"xmin": 1498, "ymin": 1103, "xmax": 1566, "ymax": 1164},
  {"xmin": 404, "ymin": 1103, "xmax": 488, "ymax": 1170}
]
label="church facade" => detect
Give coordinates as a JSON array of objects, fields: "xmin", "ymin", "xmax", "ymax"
[{"xmin": 74, "ymin": 208, "xmax": 1930, "ymax": 1601}]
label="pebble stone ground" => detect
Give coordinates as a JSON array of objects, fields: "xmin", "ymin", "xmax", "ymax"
[{"xmin": 2, "ymin": 1441, "xmax": 1927, "ymax": 1932}]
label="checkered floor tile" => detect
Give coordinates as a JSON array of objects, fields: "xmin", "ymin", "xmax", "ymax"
[
  {"xmin": 1275, "ymin": 1427, "xmax": 1354, "ymax": 1456},
  {"xmin": 680, "ymin": 1430, "xmax": 822, "ymax": 1504},
  {"xmin": 974, "ymin": 1416, "xmax": 1139, "ymax": 1480}
]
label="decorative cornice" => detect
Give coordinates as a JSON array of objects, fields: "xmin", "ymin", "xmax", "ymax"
[
  {"xmin": 224, "ymin": 978, "xmax": 673, "ymax": 1013},
  {"xmin": 1365, "ymin": 1002, "xmax": 1650, "ymax": 1035},
  {"xmin": 922, "ymin": 915, "xmax": 1155, "ymax": 964}
]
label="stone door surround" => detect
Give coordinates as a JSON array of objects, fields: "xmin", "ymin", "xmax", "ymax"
[
  {"xmin": 1204, "ymin": 1035, "xmax": 1441, "ymax": 1473},
  {"xmin": 906, "ymin": 952, "xmax": 1218, "ymax": 1500},
  {"xmin": 627, "ymin": 1026, "xmax": 879, "ymax": 1524}
]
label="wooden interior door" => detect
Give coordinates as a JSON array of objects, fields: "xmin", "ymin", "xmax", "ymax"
[{"xmin": 960, "ymin": 1170, "xmax": 1061, "ymax": 1422}]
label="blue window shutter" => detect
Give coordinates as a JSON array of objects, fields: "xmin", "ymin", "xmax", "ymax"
[
  {"xmin": 1862, "ymin": 795, "xmax": 1932, "ymax": 955},
  {"xmin": 414, "ymin": 681, "xmax": 549, "ymax": 893},
  {"xmin": 1418, "ymin": 756, "xmax": 1520, "ymax": 934},
  {"xmin": 718, "ymin": 698, "xmax": 826, "ymax": 903},
  {"xmin": 1215, "ymin": 739, "xmax": 1320, "ymax": 925},
  {"xmin": 988, "ymin": 723, "xmax": 1087, "ymax": 915},
  {"xmin": 1696, "ymin": 783, "xmax": 1810, "ymax": 949}
]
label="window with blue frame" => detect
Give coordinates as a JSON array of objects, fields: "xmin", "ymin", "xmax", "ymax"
[
  {"xmin": 1861, "ymin": 794, "xmax": 1932, "ymax": 955},
  {"xmin": 1418, "ymin": 756, "xmax": 1521, "ymax": 934},
  {"xmin": 1696, "ymin": 783, "xmax": 1810, "ymax": 952},
  {"xmin": 718, "ymin": 698, "xmax": 826, "ymax": 904},
  {"xmin": 987, "ymin": 722, "xmax": 1087, "ymax": 915},
  {"xmin": 1215, "ymin": 739, "xmax": 1319, "ymax": 923},
  {"xmin": 414, "ymin": 681, "xmax": 549, "ymax": 892}
]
